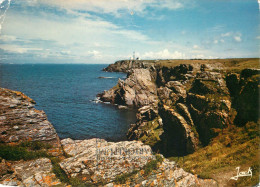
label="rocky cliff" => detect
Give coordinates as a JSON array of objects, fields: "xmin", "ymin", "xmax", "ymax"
[
  {"xmin": 0, "ymin": 88, "xmax": 64, "ymax": 186},
  {"xmin": 99, "ymin": 59, "xmax": 259, "ymax": 157},
  {"xmin": 0, "ymin": 88, "xmax": 63, "ymax": 156},
  {"xmin": 0, "ymin": 87, "xmax": 218, "ymax": 186}
]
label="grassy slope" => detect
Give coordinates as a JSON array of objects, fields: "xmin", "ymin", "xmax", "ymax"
[
  {"xmin": 168, "ymin": 121, "xmax": 259, "ymax": 186},
  {"xmin": 138, "ymin": 58, "xmax": 259, "ymax": 72},
  {"xmin": 148, "ymin": 58, "xmax": 259, "ymax": 186}
]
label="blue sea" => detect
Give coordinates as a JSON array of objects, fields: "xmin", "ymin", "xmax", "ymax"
[{"xmin": 0, "ymin": 64, "xmax": 137, "ymax": 141}]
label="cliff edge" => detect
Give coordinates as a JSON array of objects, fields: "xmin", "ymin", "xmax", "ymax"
[
  {"xmin": 98, "ymin": 58, "xmax": 259, "ymax": 186},
  {"xmin": 0, "ymin": 88, "xmax": 217, "ymax": 186}
]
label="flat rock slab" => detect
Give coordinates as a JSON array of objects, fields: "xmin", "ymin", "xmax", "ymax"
[{"xmin": 60, "ymin": 138, "xmax": 155, "ymax": 183}]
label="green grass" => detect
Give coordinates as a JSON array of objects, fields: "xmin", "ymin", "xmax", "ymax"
[
  {"xmin": 114, "ymin": 169, "xmax": 139, "ymax": 184},
  {"xmin": 143, "ymin": 154, "xmax": 163, "ymax": 176},
  {"xmin": 138, "ymin": 118, "xmax": 164, "ymax": 147},
  {"xmin": 168, "ymin": 121, "xmax": 259, "ymax": 186},
  {"xmin": 0, "ymin": 144, "xmax": 49, "ymax": 161},
  {"xmin": 50, "ymin": 157, "xmax": 70, "ymax": 184},
  {"xmin": 155, "ymin": 58, "xmax": 259, "ymax": 70},
  {"xmin": 20, "ymin": 141, "xmax": 52, "ymax": 150}
]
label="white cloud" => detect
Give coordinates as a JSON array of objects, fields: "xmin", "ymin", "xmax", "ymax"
[
  {"xmin": 234, "ymin": 35, "xmax": 242, "ymax": 42},
  {"xmin": 0, "ymin": 34, "xmax": 16, "ymax": 41},
  {"xmin": 87, "ymin": 50, "xmax": 101, "ymax": 58},
  {"xmin": 36, "ymin": 0, "xmax": 185, "ymax": 17},
  {"xmin": 221, "ymin": 31, "xmax": 242, "ymax": 42},
  {"xmin": 0, "ymin": 44, "xmax": 43, "ymax": 53},
  {"xmin": 1, "ymin": 7, "xmax": 152, "ymax": 63},
  {"xmin": 213, "ymin": 40, "xmax": 218, "ymax": 44},
  {"xmin": 191, "ymin": 54, "xmax": 217, "ymax": 59},
  {"xmin": 221, "ymin": 32, "xmax": 231, "ymax": 37},
  {"xmin": 142, "ymin": 49, "xmax": 184, "ymax": 59},
  {"xmin": 193, "ymin": 45, "xmax": 199, "ymax": 49},
  {"xmin": 152, "ymin": 0, "xmax": 183, "ymax": 10}
]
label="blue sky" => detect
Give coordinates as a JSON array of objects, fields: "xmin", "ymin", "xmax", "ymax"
[{"xmin": 0, "ymin": 0, "xmax": 259, "ymax": 64}]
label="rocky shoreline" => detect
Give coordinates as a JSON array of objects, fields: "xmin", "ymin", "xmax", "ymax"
[
  {"xmin": 99, "ymin": 60, "xmax": 259, "ymax": 155},
  {"xmin": 0, "ymin": 87, "xmax": 217, "ymax": 186},
  {"xmin": 98, "ymin": 59, "xmax": 259, "ymax": 186},
  {"xmin": 0, "ymin": 58, "xmax": 259, "ymax": 186}
]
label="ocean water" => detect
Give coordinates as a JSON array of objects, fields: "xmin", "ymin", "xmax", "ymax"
[{"xmin": 0, "ymin": 64, "xmax": 137, "ymax": 141}]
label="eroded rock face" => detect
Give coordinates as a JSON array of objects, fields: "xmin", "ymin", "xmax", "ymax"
[
  {"xmin": 102, "ymin": 63, "xmax": 233, "ymax": 156},
  {"xmin": 0, "ymin": 158, "xmax": 61, "ymax": 187},
  {"xmin": 0, "ymin": 88, "xmax": 63, "ymax": 156},
  {"xmin": 59, "ymin": 138, "xmax": 154, "ymax": 184},
  {"xmin": 99, "ymin": 69, "xmax": 158, "ymax": 107},
  {"xmin": 156, "ymin": 65, "xmax": 232, "ymax": 153},
  {"xmin": 159, "ymin": 105, "xmax": 199, "ymax": 156},
  {"xmin": 226, "ymin": 69, "xmax": 260, "ymax": 126},
  {"xmin": 156, "ymin": 64, "xmax": 194, "ymax": 86}
]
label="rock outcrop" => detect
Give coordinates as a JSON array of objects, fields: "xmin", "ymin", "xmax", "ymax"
[
  {"xmin": 226, "ymin": 68, "xmax": 260, "ymax": 126},
  {"xmin": 99, "ymin": 69, "xmax": 158, "ymax": 107},
  {"xmin": 103, "ymin": 60, "xmax": 155, "ymax": 73},
  {"xmin": 105, "ymin": 158, "xmax": 217, "ymax": 187},
  {"xmin": 0, "ymin": 88, "xmax": 63, "ymax": 156},
  {"xmin": 59, "ymin": 138, "xmax": 217, "ymax": 187},
  {"xmin": 0, "ymin": 87, "xmax": 219, "ymax": 186},
  {"xmin": 0, "ymin": 158, "xmax": 61, "ymax": 186},
  {"xmin": 60, "ymin": 138, "xmax": 154, "ymax": 184},
  {"xmin": 100, "ymin": 61, "xmax": 240, "ymax": 156}
]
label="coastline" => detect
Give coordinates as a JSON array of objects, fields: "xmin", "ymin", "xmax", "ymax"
[
  {"xmin": 0, "ymin": 58, "xmax": 259, "ymax": 186},
  {"xmin": 0, "ymin": 86, "xmax": 217, "ymax": 186}
]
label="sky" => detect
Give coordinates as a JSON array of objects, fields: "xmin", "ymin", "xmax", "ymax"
[{"xmin": 0, "ymin": 0, "xmax": 259, "ymax": 64}]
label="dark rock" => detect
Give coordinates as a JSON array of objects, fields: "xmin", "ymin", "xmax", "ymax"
[
  {"xmin": 226, "ymin": 73, "xmax": 240, "ymax": 96},
  {"xmin": 226, "ymin": 70, "xmax": 259, "ymax": 126},
  {"xmin": 159, "ymin": 105, "xmax": 199, "ymax": 156},
  {"xmin": 240, "ymin": 68, "xmax": 260, "ymax": 79}
]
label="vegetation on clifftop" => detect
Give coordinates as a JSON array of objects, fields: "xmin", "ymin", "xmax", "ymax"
[{"xmin": 169, "ymin": 121, "xmax": 259, "ymax": 186}]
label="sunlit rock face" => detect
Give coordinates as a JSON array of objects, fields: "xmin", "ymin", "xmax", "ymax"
[
  {"xmin": 59, "ymin": 138, "xmax": 154, "ymax": 184},
  {"xmin": 99, "ymin": 68, "xmax": 158, "ymax": 107},
  {"xmin": 0, "ymin": 158, "xmax": 61, "ymax": 186},
  {"xmin": 0, "ymin": 88, "xmax": 63, "ymax": 156}
]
